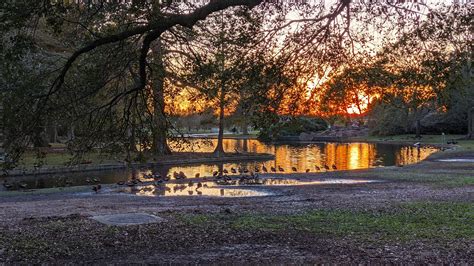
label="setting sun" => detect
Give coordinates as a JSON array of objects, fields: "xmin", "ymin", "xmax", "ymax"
[{"xmin": 346, "ymin": 92, "xmax": 371, "ymax": 115}]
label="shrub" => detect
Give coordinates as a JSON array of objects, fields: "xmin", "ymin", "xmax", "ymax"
[
  {"xmin": 368, "ymin": 104, "xmax": 408, "ymax": 136},
  {"xmin": 258, "ymin": 116, "xmax": 327, "ymax": 140}
]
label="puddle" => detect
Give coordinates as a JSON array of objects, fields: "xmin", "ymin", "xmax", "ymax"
[
  {"xmin": 437, "ymin": 159, "xmax": 474, "ymax": 163},
  {"xmin": 119, "ymin": 183, "xmax": 270, "ymax": 197},
  {"xmin": 115, "ymin": 178, "xmax": 375, "ymax": 198}
]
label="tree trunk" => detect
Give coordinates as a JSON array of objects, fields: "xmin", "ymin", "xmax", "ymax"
[
  {"xmin": 33, "ymin": 126, "xmax": 48, "ymax": 147},
  {"xmin": 242, "ymin": 116, "xmax": 249, "ymax": 135},
  {"xmin": 151, "ymin": 120, "xmax": 170, "ymax": 155},
  {"xmin": 0, "ymin": 100, "xmax": 3, "ymax": 148},
  {"xmin": 217, "ymin": 163, "xmax": 224, "ymax": 176},
  {"xmin": 415, "ymin": 119, "xmax": 421, "ymax": 138},
  {"xmin": 214, "ymin": 19, "xmax": 226, "ymax": 158},
  {"xmin": 53, "ymin": 124, "xmax": 58, "ymax": 143},
  {"xmin": 242, "ymin": 139, "xmax": 248, "ymax": 152},
  {"xmin": 468, "ymin": 107, "xmax": 474, "ymax": 139},
  {"xmin": 127, "ymin": 126, "xmax": 137, "ymax": 153},
  {"xmin": 213, "ymin": 87, "xmax": 226, "ymax": 157},
  {"xmin": 67, "ymin": 125, "xmax": 75, "ymax": 141},
  {"xmin": 151, "ymin": 38, "xmax": 171, "ymax": 155},
  {"xmin": 48, "ymin": 121, "xmax": 58, "ymax": 143}
]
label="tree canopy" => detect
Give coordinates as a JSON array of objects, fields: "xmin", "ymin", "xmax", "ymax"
[{"xmin": 1, "ymin": 0, "xmax": 472, "ymax": 167}]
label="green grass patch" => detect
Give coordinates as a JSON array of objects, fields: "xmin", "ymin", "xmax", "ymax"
[
  {"xmin": 178, "ymin": 213, "xmax": 211, "ymax": 225},
  {"xmin": 370, "ymin": 170, "xmax": 474, "ymax": 188},
  {"xmin": 230, "ymin": 202, "xmax": 473, "ymax": 242},
  {"xmin": 18, "ymin": 151, "xmax": 118, "ymax": 168}
]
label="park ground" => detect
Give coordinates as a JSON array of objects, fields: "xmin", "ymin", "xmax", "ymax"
[{"xmin": 0, "ymin": 137, "xmax": 472, "ymax": 264}]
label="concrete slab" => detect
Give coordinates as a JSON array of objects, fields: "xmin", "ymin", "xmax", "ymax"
[{"xmin": 91, "ymin": 213, "xmax": 163, "ymax": 226}]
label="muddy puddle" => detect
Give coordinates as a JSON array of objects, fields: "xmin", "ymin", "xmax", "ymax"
[
  {"xmin": 119, "ymin": 183, "xmax": 270, "ymax": 197},
  {"xmin": 112, "ymin": 178, "xmax": 376, "ymax": 198}
]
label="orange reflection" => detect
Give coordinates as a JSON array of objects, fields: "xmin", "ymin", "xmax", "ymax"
[
  {"xmin": 124, "ymin": 178, "xmax": 377, "ymax": 197},
  {"xmin": 163, "ymin": 139, "xmax": 437, "ymax": 178},
  {"xmin": 123, "ymin": 183, "xmax": 268, "ymax": 197}
]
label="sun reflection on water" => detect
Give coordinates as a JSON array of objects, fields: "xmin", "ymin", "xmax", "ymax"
[
  {"xmin": 1, "ymin": 140, "xmax": 437, "ymax": 190},
  {"xmin": 163, "ymin": 139, "xmax": 437, "ymax": 179}
]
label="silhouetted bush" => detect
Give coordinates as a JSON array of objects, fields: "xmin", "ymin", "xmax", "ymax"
[{"xmin": 258, "ymin": 116, "xmax": 327, "ymax": 141}]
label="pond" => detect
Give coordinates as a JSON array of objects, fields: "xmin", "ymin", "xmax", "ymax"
[{"xmin": 1, "ymin": 139, "xmax": 437, "ymax": 190}]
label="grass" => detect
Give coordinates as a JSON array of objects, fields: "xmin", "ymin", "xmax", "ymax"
[
  {"xmin": 179, "ymin": 213, "xmax": 211, "ymax": 225},
  {"xmin": 1, "ymin": 202, "xmax": 472, "ymax": 263},
  {"xmin": 18, "ymin": 151, "xmax": 120, "ymax": 168},
  {"xmin": 353, "ymin": 162, "xmax": 474, "ymax": 188},
  {"xmin": 0, "ymin": 185, "xmax": 92, "ymax": 197},
  {"xmin": 183, "ymin": 202, "xmax": 473, "ymax": 242},
  {"xmin": 373, "ymin": 170, "xmax": 474, "ymax": 187}
]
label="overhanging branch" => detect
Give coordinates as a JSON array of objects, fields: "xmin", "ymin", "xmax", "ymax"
[{"xmin": 40, "ymin": 0, "xmax": 264, "ymax": 104}]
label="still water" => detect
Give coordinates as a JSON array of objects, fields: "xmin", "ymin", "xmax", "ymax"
[
  {"xmin": 169, "ymin": 138, "xmax": 437, "ymax": 172},
  {"xmin": 1, "ymin": 139, "xmax": 437, "ymax": 190},
  {"xmin": 118, "ymin": 178, "xmax": 376, "ymax": 197}
]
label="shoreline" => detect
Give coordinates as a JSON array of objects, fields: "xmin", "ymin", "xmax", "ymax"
[
  {"xmin": 285, "ymin": 138, "xmax": 451, "ymax": 148},
  {"xmin": 3, "ymin": 134, "xmax": 470, "ymax": 177}
]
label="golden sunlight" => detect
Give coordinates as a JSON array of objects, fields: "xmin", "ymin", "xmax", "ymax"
[{"xmin": 346, "ymin": 92, "xmax": 377, "ymax": 115}]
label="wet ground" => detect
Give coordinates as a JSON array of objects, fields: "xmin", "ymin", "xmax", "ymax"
[
  {"xmin": 110, "ymin": 177, "xmax": 377, "ymax": 198},
  {"xmin": 0, "ymin": 150, "xmax": 472, "ymax": 264}
]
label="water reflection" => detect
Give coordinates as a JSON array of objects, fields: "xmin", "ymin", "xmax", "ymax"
[
  {"xmin": 120, "ymin": 182, "xmax": 270, "ymax": 197},
  {"xmin": 258, "ymin": 178, "xmax": 375, "ymax": 186},
  {"xmin": 165, "ymin": 139, "xmax": 437, "ymax": 178},
  {"xmin": 118, "ymin": 178, "xmax": 375, "ymax": 197},
  {"xmin": 1, "ymin": 140, "xmax": 437, "ymax": 190}
]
